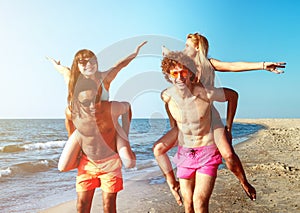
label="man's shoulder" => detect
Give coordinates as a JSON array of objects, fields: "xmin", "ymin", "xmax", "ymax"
[
  {"xmin": 103, "ymin": 101, "xmax": 129, "ymax": 115},
  {"xmin": 162, "ymin": 86, "xmax": 176, "ymax": 94},
  {"xmin": 108, "ymin": 100, "xmax": 129, "ymax": 106},
  {"xmin": 192, "ymin": 84, "xmax": 210, "ymax": 100},
  {"xmin": 161, "ymin": 86, "xmax": 174, "ymax": 102}
]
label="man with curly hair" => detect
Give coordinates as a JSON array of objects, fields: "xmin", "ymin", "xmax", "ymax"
[{"xmin": 156, "ymin": 51, "xmax": 242, "ymax": 213}]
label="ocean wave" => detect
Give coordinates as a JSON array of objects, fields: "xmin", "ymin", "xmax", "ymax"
[
  {"xmin": 23, "ymin": 140, "xmax": 65, "ymax": 150},
  {"xmin": 0, "ymin": 141, "xmax": 66, "ymax": 153},
  {"xmin": 135, "ymin": 159, "xmax": 157, "ymax": 170},
  {"xmin": 14, "ymin": 159, "xmax": 57, "ymax": 173},
  {"xmin": 232, "ymin": 136, "xmax": 249, "ymax": 146},
  {"xmin": 0, "ymin": 144, "xmax": 25, "ymax": 153},
  {"xmin": 0, "ymin": 159, "xmax": 58, "ymax": 179},
  {"xmin": 0, "ymin": 167, "xmax": 12, "ymax": 178}
]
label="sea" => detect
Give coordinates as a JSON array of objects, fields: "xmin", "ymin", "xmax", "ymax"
[{"xmin": 0, "ymin": 119, "xmax": 263, "ymax": 213}]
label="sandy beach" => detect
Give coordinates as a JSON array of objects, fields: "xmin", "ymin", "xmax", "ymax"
[{"xmin": 40, "ymin": 119, "xmax": 300, "ymax": 213}]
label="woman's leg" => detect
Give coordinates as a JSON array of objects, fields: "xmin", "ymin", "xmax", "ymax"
[
  {"xmin": 115, "ymin": 123, "xmax": 136, "ymax": 168},
  {"xmin": 65, "ymin": 106, "xmax": 76, "ymax": 136},
  {"xmin": 153, "ymin": 127, "xmax": 182, "ymax": 206},
  {"xmin": 58, "ymin": 107, "xmax": 81, "ymax": 172},
  {"xmin": 58, "ymin": 131, "xmax": 82, "ymax": 172},
  {"xmin": 212, "ymin": 106, "xmax": 256, "ymax": 200}
]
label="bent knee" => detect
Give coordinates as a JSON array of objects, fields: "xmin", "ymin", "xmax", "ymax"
[
  {"xmin": 123, "ymin": 159, "xmax": 136, "ymax": 169},
  {"xmin": 152, "ymin": 142, "xmax": 167, "ymax": 157},
  {"xmin": 57, "ymin": 162, "xmax": 69, "ymax": 172},
  {"xmin": 65, "ymin": 107, "xmax": 72, "ymax": 119},
  {"xmin": 222, "ymin": 151, "xmax": 236, "ymax": 162}
]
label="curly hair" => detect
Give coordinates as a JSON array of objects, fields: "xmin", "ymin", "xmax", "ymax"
[{"xmin": 161, "ymin": 51, "xmax": 197, "ymax": 82}]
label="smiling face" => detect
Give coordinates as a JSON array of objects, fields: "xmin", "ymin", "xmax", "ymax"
[
  {"xmin": 72, "ymin": 88, "xmax": 100, "ymax": 136},
  {"xmin": 168, "ymin": 64, "xmax": 192, "ymax": 90},
  {"xmin": 77, "ymin": 90, "xmax": 98, "ymax": 115},
  {"xmin": 71, "ymin": 77, "xmax": 100, "ymax": 119},
  {"xmin": 161, "ymin": 51, "xmax": 197, "ymax": 86},
  {"xmin": 77, "ymin": 56, "xmax": 98, "ymax": 77}
]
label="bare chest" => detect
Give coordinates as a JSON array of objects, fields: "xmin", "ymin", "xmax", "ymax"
[{"xmin": 168, "ymin": 96, "xmax": 210, "ymax": 124}]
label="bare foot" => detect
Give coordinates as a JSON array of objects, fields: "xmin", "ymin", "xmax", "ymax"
[
  {"xmin": 169, "ymin": 182, "xmax": 183, "ymax": 206},
  {"xmin": 241, "ymin": 182, "xmax": 256, "ymax": 201}
]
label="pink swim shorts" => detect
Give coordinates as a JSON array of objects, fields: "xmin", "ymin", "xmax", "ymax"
[{"xmin": 173, "ymin": 144, "xmax": 222, "ymax": 178}]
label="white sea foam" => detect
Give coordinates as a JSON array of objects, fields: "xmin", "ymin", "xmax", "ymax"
[
  {"xmin": 23, "ymin": 140, "xmax": 66, "ymax": 150},
  {"xmin": 0, "ymin": 167, "xmax": 12, "ymax": 177}
]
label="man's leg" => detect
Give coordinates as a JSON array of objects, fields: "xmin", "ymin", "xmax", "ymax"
[
  {"xmin": 102, "ymin": 192, "xmax": 117, "ymax": 213},
  {"xmin": 179, "ymin": 177, "xmax": 195, "ymax": 213},
  {"xmin": 77, "ymin": 190, "xmax": 95, "ymax": 213},
  {"xmin": 193, "ymin": 173, "xmax": 216, "ymax": 213}
]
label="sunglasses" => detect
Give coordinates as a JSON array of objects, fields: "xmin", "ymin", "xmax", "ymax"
[
  {"xmin": 169, "ymin": 69, "xmax": 189, "ymax": 78},
  {"xmin": 78, "ymin": 58, "xmax": 97, "ymax": 66},
  {"xmin": 78, "ymin": 95, "xmax": 100, "ymax": 107}
]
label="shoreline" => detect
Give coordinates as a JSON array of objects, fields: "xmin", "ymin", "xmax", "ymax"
[{"xmin": 40, "ymin": 119, "xmax": 300, "ymax": 213}]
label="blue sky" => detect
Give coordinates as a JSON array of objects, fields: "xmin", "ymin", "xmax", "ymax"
[{"xmin": 0, "ymin": 0, "xmax": 299, "ymax": 119}]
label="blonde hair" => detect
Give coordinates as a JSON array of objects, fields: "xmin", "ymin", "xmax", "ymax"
[{"xmin": 187, "ymin": 33, "xmax": 215, "ymax": 87}]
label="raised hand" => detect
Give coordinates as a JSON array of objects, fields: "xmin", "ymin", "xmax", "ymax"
[
  {"xmin": 263, "ymin": 62, "xmax": 286, "ymax": 74},
  {"xmin": 134, "ymin": 41, "xmax": 147, "ymax": 55},
  {"xmin": 46, "ymin": 56, "xmax": 61, "ymax": 66}
]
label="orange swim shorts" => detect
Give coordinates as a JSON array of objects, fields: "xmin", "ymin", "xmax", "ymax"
[{"xmin": 76, "ymin": 153, "xmax": 123, "ymax": 193}]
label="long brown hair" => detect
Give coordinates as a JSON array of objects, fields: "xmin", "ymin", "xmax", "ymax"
[{"xmin": 67, "ymin": 49, "xmax": 98, "ymax": 104}]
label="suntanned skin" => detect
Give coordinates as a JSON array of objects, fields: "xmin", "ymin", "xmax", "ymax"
[
  {"xmin": 154, "ymin": 34, "xmax": 283, "ymax": 206},
  {"xmin": 71, "ymin": 89, "xmax": 133, "ymax": 213},
  {"xmin": 51, "ymin": 42, "xmax": 146, "ymax": 170},
  {"xmin": 160, "ymin": 65, "xmax": 238, "ymax": 212}
]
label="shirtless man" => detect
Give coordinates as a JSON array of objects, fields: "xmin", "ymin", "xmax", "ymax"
[
  {"xmin": 59, "ymin": 76, "xmax": 132, "ymax": 213},
  {"xmin": 158, "ymin": 51, "xmax": 252, "ymax": 213}
]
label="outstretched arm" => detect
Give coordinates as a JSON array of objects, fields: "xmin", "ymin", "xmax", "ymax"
[
  {"xmin": 210, "ymin": 58, "xmax": 286, "ymax": 74},
  {"xmin": 46, "ymin": 56, "xmax": 71, "ymax": 84},
  {"xmin": 102, "ymin": 41, "xmax": 147, "ymax": 87}
]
